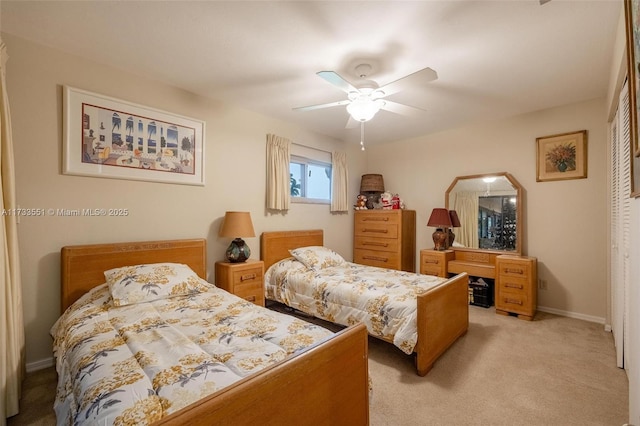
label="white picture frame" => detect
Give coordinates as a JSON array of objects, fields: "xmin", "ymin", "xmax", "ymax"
[{"xmin": 63, "ymin": 86, "xmax": 205, "ymax": 186}]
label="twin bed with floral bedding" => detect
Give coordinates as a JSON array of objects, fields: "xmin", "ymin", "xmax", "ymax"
[
  {"xmin": 260, "ymin": 230, "xmax": 470, "ymax": 377},
  {"xmin": 55, "ymin": 239, "xmax": 369, "ymax": 425}
]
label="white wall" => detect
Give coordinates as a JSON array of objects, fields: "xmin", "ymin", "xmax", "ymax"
[
  {"xmin": 366, "ymin": 99, "xmax": 608, "ymax": 322},
  {"xmin": 3, "ymin": 33, "xmax": 366, "ymax": 367}
]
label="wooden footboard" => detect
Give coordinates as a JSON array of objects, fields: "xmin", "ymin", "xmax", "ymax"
[
  {"xmin": 415, "ymin": 272, "xmax": 469, "ymax": 376},
  {"xmin": 156, "ymin": 323, "xmax": 370, "ymax": 425}
]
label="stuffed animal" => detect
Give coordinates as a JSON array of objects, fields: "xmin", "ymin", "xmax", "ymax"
[
  {"xmin": 354, "ymin": 194, "xmax": 367, "ymax": 210},
  {"xmin": 380, "ymin": 192, "xmax": 394, "ymax": 209}
]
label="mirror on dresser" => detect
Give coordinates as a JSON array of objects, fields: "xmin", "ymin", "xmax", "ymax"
[{"xmin": 445, "ymin": 172, "xmax": 523, "ymax": 255}]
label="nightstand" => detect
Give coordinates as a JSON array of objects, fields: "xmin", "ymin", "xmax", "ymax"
[
  {"xmin": 420, "ymin": 249, "xmax": 454, "ymax": 278},
  {"xmin": 215, "ymin": 259, "xmax": 265, "ymax": 306}
]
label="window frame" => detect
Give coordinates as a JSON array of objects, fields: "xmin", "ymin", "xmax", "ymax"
[{"xmin": 290, "ymin": 154, "xmax": 332, "ymax": 205}]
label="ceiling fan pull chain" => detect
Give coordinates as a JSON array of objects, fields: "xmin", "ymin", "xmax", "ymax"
[{"xmin": 360, "ymin": 122, "xmax": 365, "ymax": 151}]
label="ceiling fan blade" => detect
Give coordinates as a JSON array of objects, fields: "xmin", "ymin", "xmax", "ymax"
[
  {"xmin": 377, "ymin": 67, "xmax": 438, "ymax": 97},
  {"xmin": 380, "ymin": 100, "xmax": 426, "ymax": 116},
  {"xmin": 293, "ymin": 99, "xmax": 350, "ymax": 112},
  {"xmin": 345, "ymin": 116, "xmax": 360, "ymax": 129},
  {"xmin": 317, "ymin": 71, "xmax": 358, "ymax": 94}
]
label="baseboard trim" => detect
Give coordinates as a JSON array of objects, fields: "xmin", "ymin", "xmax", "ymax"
[
  {"xmin": 537, "ymin": 305, "xmax": 607, "ymax": 327},
  {"xmin": 26, "ymin": 357, "xmax": 54, "ymax": 373}
]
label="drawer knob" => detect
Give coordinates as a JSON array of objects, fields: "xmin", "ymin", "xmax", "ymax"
[
  {"xmin": 424, "ymin": 259, "xmax": 439, "ymax": 265},
  {"xmin": 362, "ymin": 217, "xmax": 389, "ymax": 222},
  {"xmin": 245, "ymin": 295, "xmax": 256, "ymax": 302},
  {"xmin": 504, "ymin": 268, "xmax": 524, "ymax": 275},
  {"xmin": 504, "ymin": 298, "xmax": 523, "ymax": 305},
  {"xmin": 240, "ymin": 273, "xmax": 256, "ymax": 281}
]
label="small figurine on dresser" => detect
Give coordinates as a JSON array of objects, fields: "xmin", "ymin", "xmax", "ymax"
[{"xmin": 354, "ymin": 194, "xmax": 368, "ymax": 210}]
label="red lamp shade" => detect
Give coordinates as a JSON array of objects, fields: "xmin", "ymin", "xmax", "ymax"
[
  {"xmin": 427, "ymin": 208, "xmax": 452, "ymax": 251},
  {"xmin": 448, "ymin": 210, "xmax": 461, "ymax": 247},
  {"xmin": 449, "ymin": 210, "xmax": 461, "ymax": 227},
  {"xmin": 427, "ymin": 208, "xmax": 453, "ymax": 228}
]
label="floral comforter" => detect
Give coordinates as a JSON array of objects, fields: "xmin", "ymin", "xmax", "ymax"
[
  {"xmin": 51, "ymin": 283, "xmax": 334, "ymax": 425},
  {"xmin": 265, "ymin": 258, "xmax": 448, "ymax": 355}
]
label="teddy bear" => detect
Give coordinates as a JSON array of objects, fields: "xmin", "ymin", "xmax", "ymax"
[{"xmin": 354, "ymin": 194, "xmax": 367, "ymax": 210}]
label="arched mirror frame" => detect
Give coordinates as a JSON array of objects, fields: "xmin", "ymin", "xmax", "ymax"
[{"xmin": 445, "ymin": 172, "xmax": 523, "ymax": 255}]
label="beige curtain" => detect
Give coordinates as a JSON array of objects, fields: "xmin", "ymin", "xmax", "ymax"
[
  {"xmin": 266, "ymin": 134, "xmax": 291, "ymax": 211},
  {"xmin": 0, "ymin": 38, "xmax": 24, "ymax": 423},
  {"xmin": 453, "ymin": 191, "xmax": 479, "ymax": 249},
  {"xmin": 330, "ymin": 151, "xmax": 348, "ymax": 212}
]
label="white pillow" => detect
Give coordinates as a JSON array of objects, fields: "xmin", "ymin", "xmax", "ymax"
[
  {"xmin": 104, "ymin": 262, "xmax": 211, "ymax": 306},
  {"xmin": 289, "ymin": 246, "xmax": 346, "ymax": 270}
]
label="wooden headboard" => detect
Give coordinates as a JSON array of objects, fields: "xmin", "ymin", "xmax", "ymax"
[
  {"xmin": 260, "ymin": 229, "xmax": 323, "ymax": 270},
  {"xmin": 60, "ymin": 238, "xmax": 207, "ymax": 312}
]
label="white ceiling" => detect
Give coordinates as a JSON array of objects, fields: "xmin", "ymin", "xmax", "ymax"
[{"xmin": 1, "ymin": 0, "xmax": 622, "ymax": 146}]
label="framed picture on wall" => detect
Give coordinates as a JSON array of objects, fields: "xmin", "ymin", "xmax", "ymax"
[
  {"xmin": 626, "ymin": 0, "xmax": 640, "ymax": 156},
  {"xmin": 536, "ymin": 130, "xmax": 588, "ymax": 182},
  {"xmin": 625, "ymin": 0, "xmax": 640, "ymax": 197},
  {"xmin": 63, "ymin": 86, "xmax": 205, "ymax": 186}
]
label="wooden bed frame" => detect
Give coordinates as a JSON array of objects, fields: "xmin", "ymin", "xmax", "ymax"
[
  {"xmin": 60, "ymin": 238, "xmax": 370, "ymax": 425},
  {"xmin": 261, "ymin": 229, "xmax": 469, "ymax": 376}
]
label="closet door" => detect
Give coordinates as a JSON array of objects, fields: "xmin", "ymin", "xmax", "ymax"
[{"xmin": 610, "ymin": 80, "xmax": 631, "ymax": 370}]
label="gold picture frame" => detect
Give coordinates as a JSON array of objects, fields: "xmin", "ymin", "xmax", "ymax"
[
  {"xmin": 536, "ymin": 130, "xmax": 587, "ymax": 182},
  {"xmin": 625, "ymin": 0, "xmax": 640, "ymax": 197}
]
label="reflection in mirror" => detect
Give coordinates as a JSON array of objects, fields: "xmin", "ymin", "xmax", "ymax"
[{"xmin": 445, "ymin": 172, "xmax": 522, "ymax": 254}]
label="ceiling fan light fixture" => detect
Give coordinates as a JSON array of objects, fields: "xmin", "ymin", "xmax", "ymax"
[{"xmin": 347, "ymin": 97, "xmax": 384, "ymax": 122}]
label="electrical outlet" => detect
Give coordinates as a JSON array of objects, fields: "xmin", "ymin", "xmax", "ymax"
[{"xmin": 538, "ymin": 279, "xmax": 548, "ymax": 290}]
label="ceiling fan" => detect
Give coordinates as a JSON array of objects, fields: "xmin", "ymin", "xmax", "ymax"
[{"xmin": 293, "ymin": 63, "xmax": 438, "ymax": 128}]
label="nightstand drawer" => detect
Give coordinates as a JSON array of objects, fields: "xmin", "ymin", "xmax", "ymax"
[
  {"xmin": 233, "ymin": 281, "xmax": 265, "ymax": 305},
  {"xmin": 231, "ymin": 267, "xmax": 262, "ymax": 285}
]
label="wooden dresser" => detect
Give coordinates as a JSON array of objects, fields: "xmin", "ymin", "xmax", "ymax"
[
  {"xmin": 495, "ymin": 255, "xmax": 537, "ymax": 321},
  {"xmin": 353, "ymin": 209, "xmax": 416, "ymax": 272},
  {"xmin": 420, "ymin": 248, "xmax": 537, "ymax": 320}
]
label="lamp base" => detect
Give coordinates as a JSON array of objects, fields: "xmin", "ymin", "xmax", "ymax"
[
  {"xmin": 448, "ymin": 229, "xmax": 456, "ymax": 248},
  {"xmin": 432, "ymin": 228, "xmax": 449, "ymax": 251},
  {"xmin": 225, "ymin": 238, "xmax": 250, "ymax": 263}
]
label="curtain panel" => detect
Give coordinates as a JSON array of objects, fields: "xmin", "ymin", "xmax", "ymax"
[
  {"xmin": 0, "ymin": 37, "xmax": 24, "ymax": 423},
  {"xmin": 453, "ymin": 191, "xmax": 479, "ymax": 249},
  {"xmin": 330, "ymin": 151, "xmax": 348, "ymax": 212},
  {"xmin": 266, "ymin": 134, "xmax": 291, "ymax": 211}
]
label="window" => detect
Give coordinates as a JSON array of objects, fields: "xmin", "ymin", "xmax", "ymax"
[{"xmin": 290, "ymin": 154, "xmax": 332, "ymax": 204}]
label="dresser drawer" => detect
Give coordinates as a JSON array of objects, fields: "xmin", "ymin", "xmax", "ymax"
[
  {"xmin": 354, "ymin": 249, "xmax": 400, "ymax": 269},
  {"xmin": 354, "ymin": 236, "xmax": 399, "ymax": 253},
  {"xmin": 497, "ymin": 260, "xmax": 531, "ymax": 278},
  {"xmin": 355, "ymin": 211, "xmax": 401, "ymax": 225},
  {"xmin": 496, "ymin": 290, "xmax": 530, "ymax": 315},
  {"xmin": 497, "ymin": 275, "xmax": 530, "ymax": 294},
  {"xmin": 354, "ymin": 221, "xmax": 398, "ymax": 239}
]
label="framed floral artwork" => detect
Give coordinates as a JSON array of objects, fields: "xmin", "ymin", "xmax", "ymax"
[{"xmin": 536, "ymin": 130, "xmax": 587, "ymax": 182}]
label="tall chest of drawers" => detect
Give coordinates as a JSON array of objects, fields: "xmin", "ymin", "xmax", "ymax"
[
  {"xmin": 495, "ymin": 255, "xmax": 537, "ymax": 321},
  {"xmin": 353, "ymin": 209, "xmax": 416, "ymax": 272}
]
